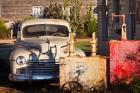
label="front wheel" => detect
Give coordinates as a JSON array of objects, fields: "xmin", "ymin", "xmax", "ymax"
[{"xmin": 60, "ymin": 81, "xmax": 83, "ymax": 93}]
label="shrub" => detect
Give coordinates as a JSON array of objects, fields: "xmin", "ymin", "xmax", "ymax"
[
  {"xmin": 0, "ymin": 19, "xmax": 10, "ymax": 39},
  {"xmin": 43, "ymin": 3, "xmax": 63, "ymax": 19},
  {"xmin": 63, "ymin": 1, "xmax": 97, "ymax": 37},
  {"xmin": 84, "ymin": 4, "xmax": 97, "ymax": 37}
]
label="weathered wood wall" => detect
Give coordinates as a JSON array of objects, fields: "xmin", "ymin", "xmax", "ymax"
[
  {"xmin": 1, "ymin": 0, "xmax": 63, "ymax": 20},
  {"xmin": 0, "ymin": 0, "xmax": 96, "ymax": 21},
  {"xmin": 108, "ymin": 0, "xmax": 126, "ymax": 40}
]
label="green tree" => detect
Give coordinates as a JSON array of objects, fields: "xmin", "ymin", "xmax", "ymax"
[
  {"xmin": 43, "ymin": 1, "xmax": 97, "ymax": 38},
  {"xmin": 84, "ymin": 4, "xmax": 97, "ymax": 37},
  {"xmin": 43, "ymin": 3, "xmax": 63, "ymax": 19},
  {"xmin": 43, "ymin": 0, "xmax": 85, "ymax": 35},
  {"xmin": 69, "ymin": 0, "xmax": 83, "ymax": 33},
  {"xmin": 0, "ymin": 19, "xmax": 10, "ymax": 39},
  {"xmin": 63, "ymin": 0, "xmax": 88, "ymax": 38}
]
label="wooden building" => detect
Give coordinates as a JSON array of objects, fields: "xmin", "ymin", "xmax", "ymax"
[
  {"xmin": 0, "ymin": 0, "xmax": 97, "ymax": 21},
  {"xmin": 97, "ymin": 0, "xmax": 140, "ymax": 55}
]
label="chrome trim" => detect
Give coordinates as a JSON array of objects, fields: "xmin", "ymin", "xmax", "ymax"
[
  {"xmin": 10, "ymin": 61, "xmax": 59, "ymax": 82},
  {"xmin": 9, "ymin": 74, "xmax": 59, "ymax": 82},
  {"xmin": 27, "ymin": 59, "xmax": 59, "ymax": 63}
]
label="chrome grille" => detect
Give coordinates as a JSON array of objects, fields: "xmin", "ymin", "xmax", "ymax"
[{"xmin": 28, "ymin": 62, "xmax": 59, "ymax": 76}]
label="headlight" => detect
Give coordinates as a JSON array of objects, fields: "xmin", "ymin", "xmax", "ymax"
[{"xmin": 16, "ymin": 56, "xmax": 26, "ymax": 65}]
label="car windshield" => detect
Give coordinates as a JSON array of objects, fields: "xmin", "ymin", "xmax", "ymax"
[{"xmin": 23, "ymin": 24, "xmax": 69, "ymax": 38}]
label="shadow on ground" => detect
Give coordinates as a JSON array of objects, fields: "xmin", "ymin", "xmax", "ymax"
[{"xmin": 0, "ymin": 43, "xmax": 12, "ymax": 85}]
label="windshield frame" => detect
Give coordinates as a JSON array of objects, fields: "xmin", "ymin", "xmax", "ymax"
[{"xmin": 22, "ymin": 24, "xmax": 69, "ymax": 38}]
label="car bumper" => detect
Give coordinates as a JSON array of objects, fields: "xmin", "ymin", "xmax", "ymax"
[{"xmin": 9, "ymin": 74, "xmax": 59, "ymax": 82}]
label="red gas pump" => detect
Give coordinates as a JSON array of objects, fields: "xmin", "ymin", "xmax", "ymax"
[{"xmin": 110, "ymin": 14, "xmax": 140, "ymax": 83}]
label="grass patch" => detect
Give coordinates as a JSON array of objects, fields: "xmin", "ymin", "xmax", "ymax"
[{"xmin": 75, "ymin": 41, "xmax": 91, "ymax": 53}]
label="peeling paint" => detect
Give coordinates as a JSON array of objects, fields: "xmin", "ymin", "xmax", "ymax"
[
  {"xmin": 60, "ymin": 56, "xmax": 106, "ymax": 91},
  {"xmin": 110, "ymin": 40, "xmax": 140, "ymax": 83}
]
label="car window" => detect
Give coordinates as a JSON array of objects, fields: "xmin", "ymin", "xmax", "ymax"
[{"xmin": 23, "ymin": 24, "xmax": 69, "ymax": 38}]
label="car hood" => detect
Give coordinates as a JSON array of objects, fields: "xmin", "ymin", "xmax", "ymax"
[
  {"xmin": 15, "ymin": 37, "xmax": 69, "ymax": 60},
  {"xmin": 11, "ymin": 37, "xmax": 85, "ymax": 62}
]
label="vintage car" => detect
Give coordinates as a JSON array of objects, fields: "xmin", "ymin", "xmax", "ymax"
[{"xmin": 9, "ymin": 19, "xmax": 85, "ymax": 82}]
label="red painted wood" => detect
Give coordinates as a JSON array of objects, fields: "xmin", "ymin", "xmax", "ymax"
[{"xmin": 110, "ymin": 40, "xmax": 140, "ymax": 83}]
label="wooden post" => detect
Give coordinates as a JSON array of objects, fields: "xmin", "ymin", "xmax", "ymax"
[
  {"xmin": 121, "ymin": 15, "xmax": 127, "ymax": 40},
  {"xmin": 90, "ymin": 32, "xmax": 97, "ymax": 56},
  {"xmin": 69, "ymin": 33, "xmax": 75, "ymax": 56}
]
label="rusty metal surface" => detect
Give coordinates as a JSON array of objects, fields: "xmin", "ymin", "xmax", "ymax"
[
  {"xmin": 110, "ymin": 40, "xmax": 140, "ymax": 83},
  {"xmin": 60, "ymin": 56, "xmax": 106, "ymax": 90}
]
